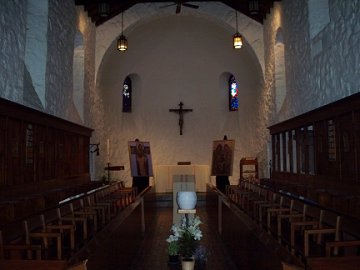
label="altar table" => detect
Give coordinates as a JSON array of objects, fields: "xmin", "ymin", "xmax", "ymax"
[{"xmin": 154, "ymin": 165, "xmax": 210, "ymax": 193}]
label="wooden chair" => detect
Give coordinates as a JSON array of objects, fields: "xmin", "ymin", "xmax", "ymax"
[
  {"xmin": 258, "ymin": 191, "xmax": 281, "ymax": 225},
  {"xmin": 303, "ymin": 214, "xmax": 342, "ymax": 257},
  {"xmin": 0, "ymin": 230, "xmax": 41, "ymax": 260},
  {"xmin": 266, "ymin": 195, "xmax": 293, "ymax": 235},
  {"xmin": 24, "ymin": 216, "xmax": 62, "ymax": 260},
  {"xmin": 290, "ymin": 207, "xmax": 325, "ymax": 255},
  {"xmin": 40, "ymin": 211, "xmax": 75, "ymax": 253},
  {"xmin": 289, "ymin": 206, "xmax": 342, "ymax": 257},
  {"xmin": 57, "ymin": 202, "xmax": 88, "ymax": 242},
  {"xmin": 85, "ymin": 190, "xmax": 111, "ymax": 226},
  {"xmin": 277, "ymin": 201, "xmax": 308, "ymax": 244},
  {"xmin": 245, "ymin": 185, "xmax": 268, "ymax": 218},
  {"xmin": 97, "ymin": 182, "xmax": 136, "ymax": 213},
  {"xmin": 325, "ymin": 240, "xmax": 360, "ymax": 257}
]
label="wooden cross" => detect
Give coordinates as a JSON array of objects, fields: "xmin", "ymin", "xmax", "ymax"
[{"xmin": 169, "ymin": 102, "xmax": 193, "ymax": 135}]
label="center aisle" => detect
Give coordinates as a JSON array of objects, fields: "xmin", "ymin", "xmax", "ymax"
[{"xmin": 131, "ymin": 206, "xmax": 239, "ymax": 270}]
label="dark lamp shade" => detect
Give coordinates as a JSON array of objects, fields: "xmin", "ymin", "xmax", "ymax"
[
  {"xmin": 233, "ymin": 33, "xmax": 243, "ymax": 49},
  {"xmin": 98, "ymin": 3, "xmax": 110, "ymax": 17},
  {"xmin": 117, "ymin": 35, "xmax": 128, "ymax": 51}
]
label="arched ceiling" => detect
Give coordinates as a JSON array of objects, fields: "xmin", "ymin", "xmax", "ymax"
[{"xmin": 75, "ymin": 0, "xmax": 280, "ymax": 26}]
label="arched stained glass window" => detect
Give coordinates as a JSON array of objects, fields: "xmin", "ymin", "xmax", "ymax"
[
  {"xmin": 122, "ymin": 76, "xmax": 132, "ymax": 112},
  {"xmin": 229, "ymin": 75, "xmax": 238, "ymax": 111}
]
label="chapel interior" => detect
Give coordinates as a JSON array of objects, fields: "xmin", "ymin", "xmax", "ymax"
[{"xmin": 1, "ymin": 0, "xmax": 360, "ymax": 270}]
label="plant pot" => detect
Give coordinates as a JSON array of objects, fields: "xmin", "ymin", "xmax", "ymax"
[
  {"xmin": 181, "ymin": 257, "xmax": 195, "ymax": 270},
  {"xmin": 168, "ymin": 254, "xmax": 179, "ymax": 264},
  {"xmin": 177, "ymin": 191, "xmax": 197, "ymax": 210}
]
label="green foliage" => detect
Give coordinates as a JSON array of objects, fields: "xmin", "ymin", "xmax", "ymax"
[
  {"xmin": 167, "ymin": 240, "xmax": 179, "ymax": 256},
  {"xmin": 166, "ymin": 215, "xmax": 203, "ymax": 260}
]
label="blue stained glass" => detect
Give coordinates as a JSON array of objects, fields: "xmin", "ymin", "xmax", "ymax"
[{"xmin": 229, "ymin": 75, "xmax": 238, "ymax": 111}]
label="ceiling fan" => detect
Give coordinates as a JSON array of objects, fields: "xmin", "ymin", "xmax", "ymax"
[{"xmin": 160, "ymin": 1, "xmax": 199, "ymax": 14}]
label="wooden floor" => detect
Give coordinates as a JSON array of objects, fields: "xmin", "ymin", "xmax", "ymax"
[{"xmin": 85, "ymin": 203, "xmax": 284, "ymax": 270}]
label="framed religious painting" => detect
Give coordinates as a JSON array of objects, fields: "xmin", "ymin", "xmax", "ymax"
[
  {"xmin": 128, "ymin": 140, "xmax": 154, "ymax": 177},
  {"xmin": 211, "ymin": 139, "xmax": 235, "ymax": 176}
]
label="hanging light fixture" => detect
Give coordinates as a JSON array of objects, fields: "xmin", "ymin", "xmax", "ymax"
[
  {"xmin": 117, "ymin": 12, "xmax": 128, "ymax": 51},
  {"xmin": 98, "ymin": 2, "xmax": 110, "ymax": 17},
  {"xmin": 249, "ymin": 0, "xmax": 260, "ymax": 15},
  {"xmin": 233, "ymin": 11, "xmax": 243, "ymax": 49}
]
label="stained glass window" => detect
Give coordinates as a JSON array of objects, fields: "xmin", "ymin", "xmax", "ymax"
[
  {"xmin": 122, "ymin": 76, "xmax": 132, "ymax": 112},
  {"xmin": 229, "ymin": 75, "xmax": 238, "ymax": 111}
]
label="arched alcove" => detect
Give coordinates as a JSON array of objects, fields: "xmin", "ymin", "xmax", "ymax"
[{"xmin": 97, "ymin": 14, "xmax": 264, "ymax": 184}]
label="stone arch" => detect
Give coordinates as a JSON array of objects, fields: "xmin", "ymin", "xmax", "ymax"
[{"xmin": 95, "ymin": 2, "xmax": 265, "ymax": 83}]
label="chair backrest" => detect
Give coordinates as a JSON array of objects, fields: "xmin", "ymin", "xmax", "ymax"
[
  {"xmin": 282, "ymin": 262, "xmax": 304, "ymax": 270},
  {"xmin": 67, "ymin": 259, "xmax": 88, "ymax": 270}
]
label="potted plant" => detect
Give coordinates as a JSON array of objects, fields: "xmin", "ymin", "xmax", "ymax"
[{"xmin": 167, "ymin": 215, "xmax": 203, "ymax": 270}]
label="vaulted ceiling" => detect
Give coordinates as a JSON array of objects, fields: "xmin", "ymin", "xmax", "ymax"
[{"xmin": 74, "ymin": 0, "xmax": 279, "ymax": 26}]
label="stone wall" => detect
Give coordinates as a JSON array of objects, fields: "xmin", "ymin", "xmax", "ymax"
[
  {"xmin": 0, "ymin": 1, "xmax": 96, "ymax": 127},
  {"xmin": 2, "ymin": 0, "xmax": 359, "ymax": 186},
  {"xmin": 264, "ymin": 0, "xmax": 360, "ymax": 124},
  {"xmin": 0, "ymin": 0, "xmax": 27, "ymax": 103}
]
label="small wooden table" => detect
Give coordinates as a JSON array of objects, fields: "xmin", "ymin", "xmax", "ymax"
[{"xmin": 177, "ymin": 209, "xmax": 196, "ymax": 227}]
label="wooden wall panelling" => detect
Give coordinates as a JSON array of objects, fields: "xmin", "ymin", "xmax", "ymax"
[
  {"xmin": 24, "ymin": 122, "xmax": 35, "ymax": 184},
  {"xmin": 354, "ymin": 110, "xmax": 360, "ymax": 182},
  {"xmin": 35, "ymin": 125, "xmax": 46, "ymax": 183},
  {"xmin": 338, "ymin": 112, "xmax": 355, "ymax": 182},
  {"xmin": 0, "ymin": 97, "xmax": 93, "ymax": 202},
  {"xmin": 56, "ymin": 130, "xmax": 64, "ymax": 180},
  {"xmin": 44, "ymin": 127, "xmax": 56, "ymax": 181},
  {"xmin": 7, "ymin": 118, "xmax": 23, "ymax": 186},
  {"xmin": 314, "ymin": 121, "xmax": 327, "ymax": 176},
  {"xmin": 0, "ymin": 116, "xmax": 6, "ymax": 186}
]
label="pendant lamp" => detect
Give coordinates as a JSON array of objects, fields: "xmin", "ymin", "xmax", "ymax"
[
  {"xmin": 98, "ymin": 2, "xmax": 110, "ymax": 17},
  {"xmin": 233, "ymin": 11, "xmax": 243, "ymax": 49},
  {"xmin": 117, "ymin": 13, "xmax": 128, "ymax": 51}
]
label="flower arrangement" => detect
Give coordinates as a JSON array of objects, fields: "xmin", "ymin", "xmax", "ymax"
[{"xmin": 166, "ymin": 215, "xmax": 203, "ymax": 260}]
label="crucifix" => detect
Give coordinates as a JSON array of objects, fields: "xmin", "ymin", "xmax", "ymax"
[{"xmin": 169, "ymin": 102, "xmax": 193, "ymax": 135}]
